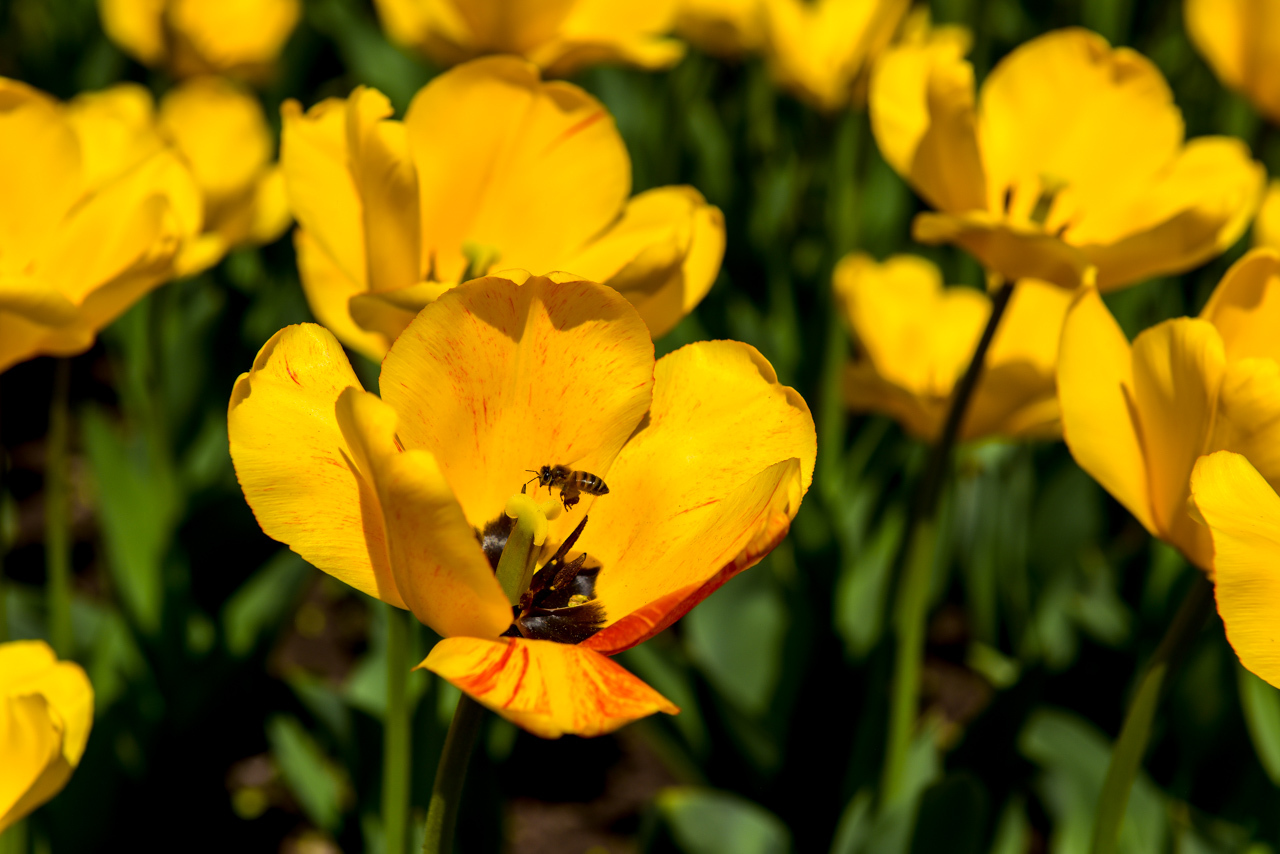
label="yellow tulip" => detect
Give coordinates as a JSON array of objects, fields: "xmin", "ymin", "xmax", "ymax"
[
  {"xmin": 1058, "ymin": 248, "xmax": 1280, "ymax": 569},
  {"xmin": 0, "ymin": 80, "xmax": 204, "ymax": 372},
  {"xmin": 371, "ymin": 0, "xmax": 684, "ymax": 77},
  {"xmin": 761, "ymin": 0, "xmax": 909, "ymax": 112},
  {"xmin": 281, "ymin": 56, "xmax": 725, "ymax": 361},
  {"xmin": 835, "ymin": 253, "xmax": 1071, "ymax": 441},
  {"xmin": 158, "ymin": 77, "xmax": 291, "ymax": 257},
  {"xmin": 1185, "ymin": 0, "xmax": 1280, "ymax": 125},
  {"xmin": 870, "ymin": 27, "xmax": 1265, "ymax": 291},
  {"xmin": 228, "ymin": 272, "xmax": 815, "ymax": 737},
  {"xmin": 675, "ymin": 0, "xmax": 763, "ymax": 57},
  {"xmin": 1189, "ymin": 452, "xmax": 1280, "ymax": 689},
  {"xmin": 98, "ymin": 0, "xmax": 301, "ymax": 79},
  {"xmin": 1, "ymin": 640, "xmax": 94, "ymax": 833},
  {"xmin": 1255, "ymin": 180, "xmax": 1280, "ymax": 250}
]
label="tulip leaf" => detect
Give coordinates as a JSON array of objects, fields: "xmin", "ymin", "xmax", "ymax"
[
  {"xmin": 657, "ymin": 787, "xmax": 791, "ymax": 854},
  {"xmin": 222, "ymin": 549, "xmax": 311, "ymax": 657},
  {"xmin": 908, "ymin": 774, "xmax": 987, "ymax": 854},
  {"xmin": 266, "ymin": 714, "xmax": 346, "ymax": 833},
  {"xmin": 1238, "ymin": 666, "xmax": 1280, "ymax": 786},
  {"xmin": 834, "ymin": 502, "xmax": 904, "ymax": 660}
]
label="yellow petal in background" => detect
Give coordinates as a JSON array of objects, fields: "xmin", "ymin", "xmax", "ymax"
[
  {"xmin": 167, "ymin": 0, "xmax": 301, "ymax": 77},
  {"xmin": 292, "ymin": 223, "xmax": 390, "ymax": 363},
  {"xmin": 379, "ymin": 274, "xmax": 655, "ymax": 531},
  {"xmin": 0, "ymin": 640, "xmax": 94, "ymax": 833},
  {"xmin": 1255, "ymin": 181, "xmax": 1280, "ymax": 251},
  {"xmin": 334, "ymin": 388, "xmax": 511, "ymax": 640},
  {"xmin": 422, "ymin": 636, "xmax": 677, "ymax": 738},
  {"xmin": 227, "ymin": 324, "xmax": 406, "ymax": 608},
  {"xmin": 1056, "ymin": 288, "xmax": 1155, "ymax": 533},
  {"xmin": 1200, "ymin": 248, "xmax": 1280, "ymax": 363},
  {"xmin": 675, "ymin": 0, "xmax": 763, "ymax": 56},
  {"xmin": 1190, "ymin": 452, "xmax": 1280, "ymax": 688},
  {"xmin": 1185, "ymin": 0, "xmax": 1280, "ymax": 124},
  {"xmin": 584, "ymin": 340, "xmax": 815, "ymax": 626}
]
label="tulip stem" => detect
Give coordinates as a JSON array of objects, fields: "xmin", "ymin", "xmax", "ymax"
[
  {"xmin": 1089, "ymin": 574, "xmax": 1213, "ymax": 854},
  {"xmin": 384, "ymin": 604, "xmax": 413, "ymax": 854},
  {"xmin": 421, "ymin": 691, "xmax": 485, "ymax": 854},
  {"xmin": 881, "ymin": 279, "xmax": 1015, "ymax": 805},
  {"xmin": 45, "ymin": 358, "xmax": 74, "ymax": 658}
]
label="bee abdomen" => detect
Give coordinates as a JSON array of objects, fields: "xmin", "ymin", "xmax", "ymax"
[{"xmin": 573, "ymin": 472, "xmax": 609, "ymax": 495}]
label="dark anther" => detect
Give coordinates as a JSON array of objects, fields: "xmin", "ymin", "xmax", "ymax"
[
  {"xmin": 1002, "ymin": 186, "xmax": 1013, "ymax": 215},
  {"xmin": 514, "ymin": 515, "xmax": 605, "ymax": 643}
]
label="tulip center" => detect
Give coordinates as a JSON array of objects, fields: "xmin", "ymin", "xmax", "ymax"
[
  {"xmin": 460, "ymin": 240, "xmax": 502, "ymax": 281},
  {"xmin": 477, "ymin": 490, "xmax": 606, "ymax": 644}
]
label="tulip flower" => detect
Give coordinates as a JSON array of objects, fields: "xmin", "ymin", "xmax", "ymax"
[
  {"xmin": 371, "ymin": 0, "xmax": 684, "ymax": 77},
  {"xmin": 228, "ymin": 272, "xmax": 815, "ymax": 737},
  {"xmin": 835, "ymin": 253, "xmax": 1071, "ymax": 441},
  {"xmin": 1057, "ymin": 248, "xmax": 1280, "ymax": 569},
  {"xmin": 675, "ymin": 0, "xmax": 763, "ymax": 57},
  {"xmin": 1185, "ymin": 0, "xmax": 1280, "ymax": 125},
  {"xmin": 158, "ymin": 77, "xmax": 291, "ymax": 258},
  {"xmin": 1255, "ymin": 180, "xmax": 1280, "ymax": 250},
  {"xmin": 98, "ymin": 0, "xmax": 300, "ymax": 80},
  {"xmin": 281, "ymin": 56, "xmax": 725, "ymax": 361},
  {"xmin": 0, "ymin": 80, "xmax": 204, "ymax": 372},
  {"xmin": 1189, "ymin": 452, "xmax": 1280, "ymax": 689},
  {"xmin": 760, "ymin": 0, "xmax": 908, "ymax": 112},
  {"xmin": 1, "ymin": 640, "xmax": 94, "ymax": 833},
  {"xmin": 870, "ymin": 27, "xmax": 1265, "ymax": 291}
]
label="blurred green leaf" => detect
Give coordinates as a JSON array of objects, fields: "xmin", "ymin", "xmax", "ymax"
[
  {"xmin": 620, "ymin": 639, "xmax": 708, "ymax": 754},
  {"xmin": 989, "ymin": 798, "xmax": 1031, "ymax": 854},
  {"xmin": 266, "ymin": 714, "xmax": 347, "ymax": 833},
  {"xmin": 909, "ymin": 774, "xmax": 988, "ymax": 854},
  {"xmin": 831, "ymin": 724, "xmax": 940, "ymax": 854},
  {"xmin": 1238, "ymin": 666, "xmax": 1280, "ymax": 787},
  {"xmin": 658, "ymin": 787, "xmax": 791, "ymax": 854},
  {"xmin": 684, "ymin": 567, "xmax": 787, "ymax": 717},
  {"xmin": 287, "ymin": 672, "xmax": 354, "ymax": 746},
  {"xmin": 222, "ymin": 549, "xmax": 310, "ymax": 658},
  {"xmin": 834, "ymin": 503, "xmax": 904, "ymax": 660},
  {"xmin": 81, "ymin": 406, "xmax": 180, "ymax": 635}
]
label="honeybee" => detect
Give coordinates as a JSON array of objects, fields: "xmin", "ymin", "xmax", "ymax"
[{"xmin": 525, "ymin": 464, "xmax": 609, "ymax": 510}]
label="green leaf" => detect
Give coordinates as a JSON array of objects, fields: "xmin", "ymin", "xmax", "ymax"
[
  {"xmin": 266, "ymin": 714, "xmax": 346, "ymax": 832},
  {"xmin": 908, "ymin": 775, "xmax": 988, "ymax": 854},
  {"xmin": 222, "ymin": 550, "xmax": 311, "ymax": 658},
  {"xmin": 834, "ymin": 503, "xmax": 904, "ymax": 660},
  {"xmin": 81, "ymin": 406, "xmax": 180, "ymax": 635},
  {"xmin": 1238, "ymin": 665, "xmax": 1280, "ymax": 786},
  {"xmin": 657, "ymin": 787, "xmax": 791, "ymax": 854}
]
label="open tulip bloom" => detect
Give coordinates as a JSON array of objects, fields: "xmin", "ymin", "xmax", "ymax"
[
  {"xmin": 834, "ymin": 252, "xmax": 1071, "ymax": 441},
  {"xmin": 1, "ymin": 641, "xmax": 94, "ymax": 833},
  {"xmin": 281, "ymin": 56, "xmax": 725, "ymax": 362},
  {"xmin": 870, "ymin": 27, "xmax": 1265, "ymax": 291},
  {"xmin": 229, "ymin": 272, "xmax": 815, "ymax": 737},
  {"xmin": 1058, "ymin": 248, "xmax": 1280, "ymax": 570}
]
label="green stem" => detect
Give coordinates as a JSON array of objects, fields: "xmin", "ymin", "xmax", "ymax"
[
  {"xmin": 1089, "ymin": 574, "xmax": 1213, "ymax": 854},
  {"xmin": 45, "ymin": 359, "xmax": 73, "ymax": 658},
  {"xmin": 421, "ymin": 692, "xmax": 485, "ymax": 854},
  {"xmin": 383, "ymin": 604, "xmax": 412, "ymax": 854},
  {"xmin": 880, "ymin": 279, "xmax": 1015, "ymax": 804}
]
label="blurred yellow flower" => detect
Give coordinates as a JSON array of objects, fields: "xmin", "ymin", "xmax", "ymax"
[
  {"xmin": 98, "ymin": 0, "xmax": 301, "ymax": 79},
  {"xmin": 1254, "ymin": 180, "xmax": 1280, "ymax": 250},
  {"xmin": 228, "ymin": 272, "xmax": 815, "ymax": 736},
  {"xmin": 158, "ymin": 77, "xmax": 291, "ymax": 257},
  {"xmin": 1, "ymin": 640, "xmax": 94, "ymax": 833},
  {"xmin": 835, "ymin": 253, "xmax": 1070, "ymax": 442},
  {"xmin": 371, "ymin": 0, "xmax": 684, "ymax": 76},
  {"xmin": 761, "ymin": 0, "xmax": 909, "ymax": 112},
  {"xmin": 871, "ymin": 27, "xmax": 1265, "ymax": 290},
  {"xmin": 1185, "ymin": 0, "xmax": 1280, "ymax": 124},
  {"xmin": 675, "ymin": 0, "xmax": 762, "ymax": 57},
  {"xmin": 0, "ymin": 80, "xmax": 204, "ymax": 372},
  {"xmin": 1058, "ymin": 248, "xmax": 1280, "ymax": 569},
  {"xmin": 1190, "ymin": 452, "xmax": 1280, "ymax": 689},
  {"xmin": 281, "ymin": 56, "xmax": 725, "ymax": 361}
]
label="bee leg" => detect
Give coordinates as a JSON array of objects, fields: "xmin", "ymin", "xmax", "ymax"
[{"xmin": 560, "ymin": 490, "xmax": 580, "ymax": 511}]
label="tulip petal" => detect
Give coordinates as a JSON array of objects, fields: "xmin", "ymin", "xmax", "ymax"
[
  {"xmin": 1190, "ymin": 451, "xmax": 1280, "ymax": 688},
  {"xmin": 334, "ymin": 388, "xmax": 511, "ymax": 639},
  {"xmin": 912, "ymin": 211, "xmax": 1093, "ymax": 290},
  {"xmin": 403, "ymin": 56, "xmax": 629, "ymax": 283},
  {"xmin": 0, "ymin": 95, "xmax": 81, "ymax": 274},
  {"xmin": 281, "ymin": 98, "xmax": 367, "ymax": 295},
  {"xmin": 98, "ymin": 0, "xmax": 167, "ymax": 65},
  {"xmin": 379, "ymin": 274, "xmax": 654, "ymax": 530},
  {"xmin": 0, "ymin": 694, "xmax": 66, "ymax": 834},
  {"xmin": 1210, "ymin": 358, "xmax": 1280, "ymax": 492},
  {"xmin": 292, "ymin": 229, "xmax": 389, "ymax": 363},
  {"xmin": 1199, "ymin": 248, "xmax": 1280, "ymax": 363},
  {"xmin": 578, "ymin": 340, "xmax": 815, "ymax": 645},
  {"xmin": 1129, "ymin": 318, "xmax": 1224, "ymax": 567},
  {"xmin": 565, "ymin": 186, "xmax": 725, "ymax": 338},
  {"xmin": 228, "ymin": 324, "xmax": 405, "ymax": 608},
  {"xmin": 167, "ymin": 0, "xmax": 300, "ymax": 73},
  {"xmin": 1255, "ymin": 181, "xmax": 1280, "ymax": 250},
  {"xmin": 1057, "ymin": 288, "xmax": 1154, "ymax": 533},
  {"xmin": 422, "ymin": 636, "xmax": 677, "ymax": 738},
  {"xmin": 0, "ymin": 641, "xmax": 94, "ymax": 768}
]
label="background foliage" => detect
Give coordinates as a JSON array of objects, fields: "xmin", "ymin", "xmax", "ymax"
[{"xmin": 2, "ymin": 0, "xmax": 1279, "ymax": 852}]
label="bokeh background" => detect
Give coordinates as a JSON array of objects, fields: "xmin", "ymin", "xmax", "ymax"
[{"xmin": 2, "ymin": 0, "xmax": 1279, "ymax": 852}]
